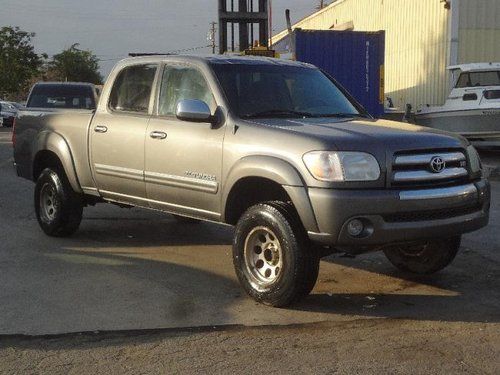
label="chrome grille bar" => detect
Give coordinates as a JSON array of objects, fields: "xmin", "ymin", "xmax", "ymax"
[
  {"xmin": 393, "ymin": 167, "xmax": 468, "ymax": 183},
  {"xmin": 399, "ymin": 183, "xmax": 477, "ymax": 200},
  {"xmin": 394, "ymin": 152, "xmax": 465, "ymax": 166}
]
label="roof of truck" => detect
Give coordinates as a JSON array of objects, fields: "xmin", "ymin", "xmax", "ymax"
[
  {"xmin": 119, "ymin": 54, "xmax": 315, "ymax": 68},
  {"xmin": 33, "ymin": 82, "xmax": 97, "ymax": 86}
]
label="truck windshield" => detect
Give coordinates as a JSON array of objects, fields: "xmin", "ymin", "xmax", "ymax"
[
  {"xmin": 27, "ymin": 84, "xmax": 96, "ymax": 109},
  {"xmin": 210, "ymin": 63, "xmax": 362, "ymax": 119}
]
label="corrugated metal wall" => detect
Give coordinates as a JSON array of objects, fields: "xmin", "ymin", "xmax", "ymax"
[
  {"xmin": 458, "ymin": 0, "xmax": 500, "ymax": 63},
  {"xmin": 274, "ymin": 0, "xmax": 452, "ymax": 108}
]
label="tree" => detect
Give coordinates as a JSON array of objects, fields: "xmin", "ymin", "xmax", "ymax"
[
  {"xmin": 47, "ymin": 44, "xmax": 103, "ymax": 84},
  {"xmin": 0, "ymin": 26, "xmax": 43, "ymax": 100}
]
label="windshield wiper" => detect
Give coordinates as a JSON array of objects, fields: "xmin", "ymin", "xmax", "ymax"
[{"xmin": 242, "ymin": 109, "xmax": 316, "ymax": 119}]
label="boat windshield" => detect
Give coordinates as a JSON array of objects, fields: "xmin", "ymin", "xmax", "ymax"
[{"xmin": 456, "ymin": 70, "xmax": 500, "ymax": 88}]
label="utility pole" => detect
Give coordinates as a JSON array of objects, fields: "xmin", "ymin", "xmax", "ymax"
[
  {"xmin": 316, "ymin": 0, "xmax": 327, "ymax": 10},
  {"xmin": 208, "ymin": 22, "xmax": 217, "ymax": 54}
]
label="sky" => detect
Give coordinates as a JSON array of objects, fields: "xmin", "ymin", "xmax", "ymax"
[{"xmin": 0, "ymin": 0, "xmax": 318, "ymax": 78}]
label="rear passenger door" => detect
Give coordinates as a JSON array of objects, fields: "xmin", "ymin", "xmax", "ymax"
[
  {"xmin": 145, "ymin": 63, "xmax": 225, "ymax": 220},
  {"xmin": 90, "ymin": 63, "xmax": 158, "ymax": 205}
]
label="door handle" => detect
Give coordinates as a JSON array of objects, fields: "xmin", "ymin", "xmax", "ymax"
[
  {"xmin": 150, "ymin": 131, "xmax": 167, "ymax": 140},
  {"xmin": 94, "ymin": 125, "xmax": 108, "ymax": 133}
]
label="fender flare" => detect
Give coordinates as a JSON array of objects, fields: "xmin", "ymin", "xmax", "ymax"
[
  {"xmin": 222, "ymin": 156, "xmax": 319, "ymax": 232},
  {"xmin": 32, "ymin": 131, "xmax": 83, "ymax": 193}
]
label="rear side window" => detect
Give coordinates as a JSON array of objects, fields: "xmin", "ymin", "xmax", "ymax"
[
  {"xmin": 27, "ymin": 84, "xmax": 96, "ymax": 109},
  {"xmin": 109, "ymin": 64, "xmax": 157, "ymax": 113},
  {"xmin": 158, "ymin": 65, "xmax": 215, "ymax": 116}
]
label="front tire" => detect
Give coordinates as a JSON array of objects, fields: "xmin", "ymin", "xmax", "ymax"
[
  {"xmin": 35, "ymin": 168, "xmax": 83, "ymax": 237},
  {"xmin": 383, "ymin": 236, "xmax": 461, "ymax": 275},
  {"xmin": 233, "ymin": 202, "xmax": 319, "ymax": 307}
]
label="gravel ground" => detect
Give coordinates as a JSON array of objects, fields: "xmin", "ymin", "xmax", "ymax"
[{"xmin": 1, "ymin": 319, "xmax": 499, "ymax": 374}]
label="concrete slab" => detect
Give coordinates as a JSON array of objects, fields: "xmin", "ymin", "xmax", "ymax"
[
  {"xmin": 479, "ymin": 149, "xmax": 500, "ymax": 179},
  {"xmin": 1, "ymin": 128, "xmax": 499, "ymax": 336}
]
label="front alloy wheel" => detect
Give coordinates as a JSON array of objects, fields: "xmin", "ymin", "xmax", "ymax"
[
  {"xmin": 233, "ymin": 201, "xmax": 320, "ymax": 307},
  {"xmin": 243, "ymin": 226, "xmax": 283, "ymax": 288},
  {"xmin": 383, "ymin": 236, "xmax": 461, "ymax": 274}
]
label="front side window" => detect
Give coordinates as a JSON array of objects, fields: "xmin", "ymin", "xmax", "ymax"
[
  {"xmin": 158, "ymin": 65, "xmax": 215, "ymax": 116},
  {"xmin": 109, "ymin": 64, "xmax": 157, "ymax": 113},
  {"xmin": 211, "ymin": 63, "xmax": 360, "ymax": 119}
]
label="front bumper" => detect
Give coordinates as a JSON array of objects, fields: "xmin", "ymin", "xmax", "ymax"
[{"xmin": 307, "ymin": 179, "xmax": 490, "ymax": 247}]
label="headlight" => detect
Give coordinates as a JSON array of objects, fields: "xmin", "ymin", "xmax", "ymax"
[
  {"xmin": 467, "ymin": 145, "xmax": 482, "ymax": 173},
  {"xmin": 303, "ymin": 151, "xmax": 381, "ymax": 182}
]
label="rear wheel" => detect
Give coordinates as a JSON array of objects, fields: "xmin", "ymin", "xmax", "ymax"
[
  {"xmin": 233, "ymin": 202, "xmax": 319, "ymax": 307},
  {"xmin": 383, "ymin": 236, "xmax": 461, "ymax": 274},
  {"xmin": 35, "ymin": 168, "xmax": 83, "ymax": 237}
]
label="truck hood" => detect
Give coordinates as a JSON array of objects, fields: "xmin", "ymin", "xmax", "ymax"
[{"xmin": 245, "ymin": 117, "xmax": 468, "ymax": 151}]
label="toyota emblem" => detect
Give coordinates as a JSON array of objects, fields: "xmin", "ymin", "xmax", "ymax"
[{"xmin": 430, "ymin": 156, "xmax": 446, "ymax": 173}]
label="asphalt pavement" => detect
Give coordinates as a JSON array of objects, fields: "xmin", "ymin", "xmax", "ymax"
[{"xmin": 0, "ymin": 127, "xmax": 499, "ymax": 373}]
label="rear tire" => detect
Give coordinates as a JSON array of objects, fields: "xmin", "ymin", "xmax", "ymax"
[
  {"xmin": 232, "ymin": 201, "xmax": 319, "ymax": 307},
  {"xmin": 35, "ymin": 168, "xmax": 83, "ymax": 237},
  {"xmin": 383, "ymin": 236, "xmax": 461, "ymax": 275}
]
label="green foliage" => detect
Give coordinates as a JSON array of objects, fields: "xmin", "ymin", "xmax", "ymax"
[
  {"xmin": 48, "ymin": 44, "xmax": 103, "ymax": 85},
  {"xmin": 0, "ymin": 26, "xmax": 42, "ymax": 100}
]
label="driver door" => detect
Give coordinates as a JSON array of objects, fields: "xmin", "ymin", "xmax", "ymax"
[{"xmin": 145, "ymin": 63, "xmax": 225, "ymax": 220}]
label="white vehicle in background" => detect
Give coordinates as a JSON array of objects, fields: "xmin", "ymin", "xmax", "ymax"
[
  {"xmin": 415, "ymin": 63, "xmax": 500, "ymax": 147},
  {"xmin": 0, "ymin": 101, "xmax": 22, "ymax": 128}
]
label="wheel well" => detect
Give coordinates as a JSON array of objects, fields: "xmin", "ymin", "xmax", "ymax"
[
  {"xmin": 224, "ymin": 177, "xmax": 292, "ymax": 225},
  {"xmin": 32, "ymin": 150, "xmax": 64, "ymax": 182}
]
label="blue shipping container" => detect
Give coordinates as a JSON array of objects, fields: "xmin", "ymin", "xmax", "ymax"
[{"xmin": 295, "ymin": 30, "xmax": 385, "ymax": 118}]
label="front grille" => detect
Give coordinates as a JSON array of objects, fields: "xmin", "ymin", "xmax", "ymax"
[
  {"xmin": 391, "ymin": 150, "xmax": 469, "ymax": 187},
  {"xmin": 383, "ymin": 204, "xmax": 481, "ymax": 223}
]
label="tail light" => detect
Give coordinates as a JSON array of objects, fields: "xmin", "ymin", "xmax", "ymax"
[{"xmin": 11, "ymin": 117, "xmax": 16, "ymax": 147}]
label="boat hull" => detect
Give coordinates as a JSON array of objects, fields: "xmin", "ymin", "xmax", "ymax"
[{"xmin": 415, "ymin": 108, "xmax": 500, "ymax": 147}]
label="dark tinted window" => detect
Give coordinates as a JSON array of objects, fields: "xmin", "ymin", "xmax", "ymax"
[
  {"xmin": 211, "ymin": 63, "xmax": 359, "ymax": 118},
  {"xmin": 456, "ymin": 71, "xmax": 500, "ymax": 88},
  {"xmin": 484, "ymin": 90, "xmax": 500, "ymax": 100},
  {"xmin": 158, "ymin": 65, "xmax": 215, "ymax": 116},
  {"xmin": 109, "ymin": 64, "xmax": 157, "ymax": 113},
  {"xmin": 27, "ymin": 84, "xmax": 96, "ymax": 109}
]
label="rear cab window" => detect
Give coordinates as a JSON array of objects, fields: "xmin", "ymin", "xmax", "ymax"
[
  {"xmin": 27, "ymin": 84, "xmax": 96, "ymax": 109},
  {"xmin": 109, "ymin": 64, "xmax": 158, "ymax": 114}
]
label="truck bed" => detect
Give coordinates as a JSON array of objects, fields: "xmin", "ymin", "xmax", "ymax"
[{"xmin": 14, "ymin": 108, "xmax": 96, "ymax": 190}]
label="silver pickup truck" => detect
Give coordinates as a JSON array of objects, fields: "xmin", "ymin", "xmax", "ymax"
[{"xmin": 13, "ymin": 55, "xmax": 490, "ymax": 306}]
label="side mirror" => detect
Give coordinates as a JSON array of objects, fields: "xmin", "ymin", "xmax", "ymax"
[{"xmin": 176, "ymin": 99, "xmax": 213, "ymax": 123}]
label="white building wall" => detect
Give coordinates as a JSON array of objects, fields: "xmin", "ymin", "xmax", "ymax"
[{"xmin": 458, "ymin": 0, "xmax": 500, "ymax": 64}]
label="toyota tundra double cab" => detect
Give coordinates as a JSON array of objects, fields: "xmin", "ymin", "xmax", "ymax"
[{"xmin": 13, "ymin": 55, "xmax": 490, "ymax": 307}]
